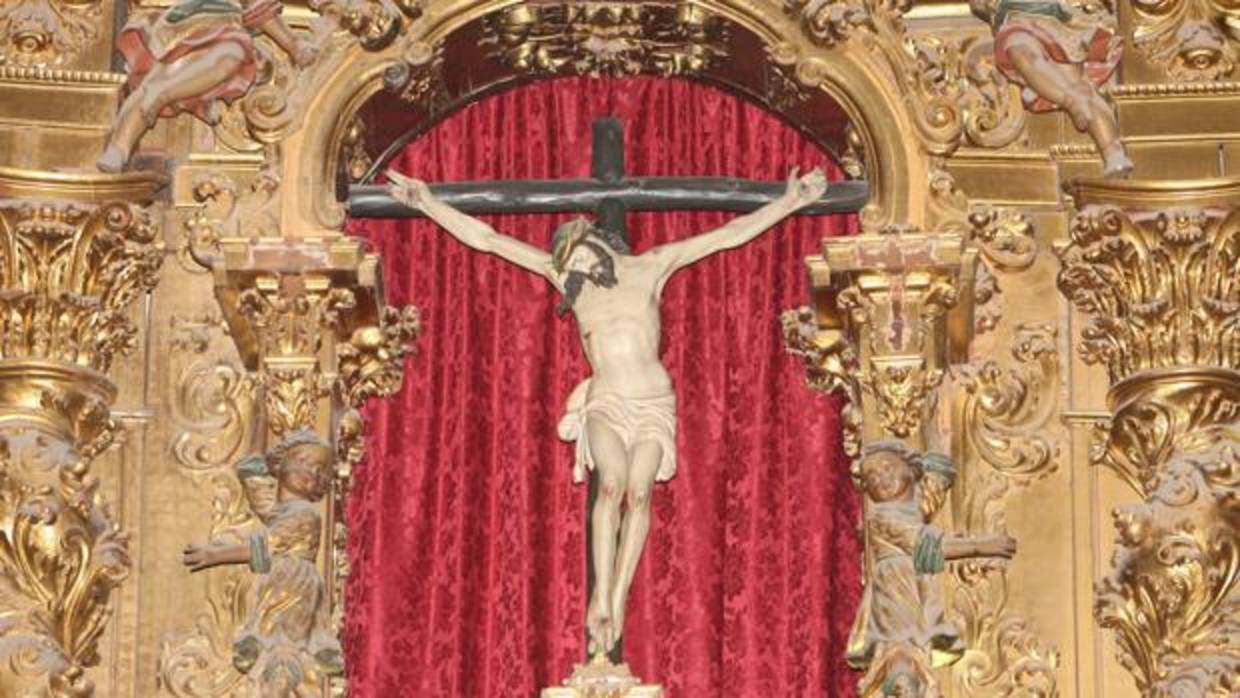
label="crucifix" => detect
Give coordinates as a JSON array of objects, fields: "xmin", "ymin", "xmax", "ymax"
[{"xmin": 360, "ymin": 118, "xmax": 867, "ymax": 673}]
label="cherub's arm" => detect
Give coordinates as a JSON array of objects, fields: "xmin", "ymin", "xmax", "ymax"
[
  {"xmin": 182, "ymin": 541, "xmax": 251, "ymax": 572},
  {"xmin": 647, "ymin": 168, "xmax": 827, "ymax": 285},
  {"xmin": 387, "ymin": 171, "xmax": 553, "ymax": 279},
  {"xmin": 943, "ymin": 533, "xmax": 1017, "ymax": 560}
]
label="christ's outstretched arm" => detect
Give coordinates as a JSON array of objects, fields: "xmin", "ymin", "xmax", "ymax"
[
  {"xmin": 647, "ymin": 168, "xmax": 828, "ymax": 284},
  {"xmin": 387, "ymin": 171, "xmax": 552, "ymax": 278}
]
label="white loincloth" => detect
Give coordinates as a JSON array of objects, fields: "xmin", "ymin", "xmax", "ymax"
[{"xmin": 557, "ymin": 378, "xmax": 677, "ymax": 484}]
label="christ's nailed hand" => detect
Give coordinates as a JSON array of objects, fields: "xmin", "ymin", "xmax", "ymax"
[
  {"xmin": 386, "ymin": 170, "xmax": 432, "ymax": 210},
  {"xmin": 784, "ymin": 167, "xmax": 828, "ymax": 208}
]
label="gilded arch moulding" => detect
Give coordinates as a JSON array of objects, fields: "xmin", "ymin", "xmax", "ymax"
[{"xmin": 267, "ymin": 0, "xmax": 942, "ymax": 239}]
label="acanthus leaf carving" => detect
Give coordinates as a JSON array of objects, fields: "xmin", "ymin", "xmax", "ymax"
[
  {"xmin": 1131, "ymin": 0, "xmax": 1240, "ymax": 81},
  {"xmin": 0, "ymin": 0, "xmax": 100, "ymax": 67},
  {"xmin": 948, "ymin": 323, "xmax": 1062, "ymax": 697},
  {"xmin": 0, "ymin": 199, "xmax": 163, "ymax": 373},
  {"xmin": 481, "ymin": 1, "xmax": 729, "ymax": 78}
]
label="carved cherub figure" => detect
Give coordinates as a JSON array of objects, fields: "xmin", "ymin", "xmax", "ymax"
[
  {"xmin": 970, "ymin": 0, "xmax": 1132, "ymax": 178},
  {"xmin": 183, "ymin": 428, "xmax": 343, "ymax": 693},
  {"xmin": 98, "ymin": 0, "xmax": 316, "ymax": 172},
  {"xmin": 846, "ymin": 441, "xmax": 1016, "ymax": 696}
]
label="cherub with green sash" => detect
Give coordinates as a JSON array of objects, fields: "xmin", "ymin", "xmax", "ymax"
[
  {"xmin": 182, "ymin": 417, "xmax": 343, "ymax": 694},
  {"xmin": 847, "ymin": 441, "xmax": 1017, "ymax": 696}
]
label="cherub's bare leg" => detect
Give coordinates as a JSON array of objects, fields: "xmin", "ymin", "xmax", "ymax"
[
  {"xmin": 585, "ymin": 418, "xmax": 627, "ymax": 655},
  {"xmin": 99, "ymin": 43, "xmax": 247, "ymax": 171},
  {"xmin": 1005, "ymin": 37, "xmax": 1131, "ymax": 177},
  {"xmin": 609, "ymin": 440, "xmax": 661, "ymax": 648}
]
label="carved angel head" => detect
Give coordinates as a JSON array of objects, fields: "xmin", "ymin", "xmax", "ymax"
[{"xmin": 267, "ymin": 429, "xmax": 333, "ymax": 501}]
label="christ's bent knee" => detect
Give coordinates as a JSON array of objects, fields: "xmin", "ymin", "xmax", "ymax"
[
  {"xmin": 599, "ymin": 477, "xmax": 625, "ymax": 505},
  {"xmin": 626, "ymin": 487, "xmax": 652, "ymax": 511}
]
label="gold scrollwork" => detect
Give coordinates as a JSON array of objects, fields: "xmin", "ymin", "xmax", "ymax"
[
  {"xmin": 169, "ymin": 311, "xmax": 257, "ymax": 474},
  {"xmin": 1057, "ymin": 203, "xmax": 1240, "ymax": 384},
  {"xmin": 0, "ymin": 425, "xmax": 130, "ymax": 698},
  {"xmin": 1131, "ymin": 0, "xmax": 1240, "ymax": 81},
  {"xmin": 0, "ymin": 198, "xmax": 163, "ymax": 373},
  {"xmin": 482, "ymin": 1, "xmax": 728, "ymax": 77},
  {"xmin": 0, "ymin": 0, "xmax": 100, "ymax": 67},
  {"xmin": 948, "ymin": 323, "xmax": 1062, "ymax": 697},
  {"xmin": 784, "ymin": 0, "xmax": 1028, "ymax": 153},
  {"xmin": 1095, "ymin": 416, "xmax": 1240, "ymax": 696}
]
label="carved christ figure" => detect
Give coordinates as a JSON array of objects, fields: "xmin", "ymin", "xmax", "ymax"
[{"xmin": 388, "ymin": 168, "xmax": 828, "ymax": 655}]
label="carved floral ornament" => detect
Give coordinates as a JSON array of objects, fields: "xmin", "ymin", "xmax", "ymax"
[
  {"xmin": 1057, "ymin": 202, "xmax": 1240, "ymax": 383},
  {"xmin": 0, "ymin": 0, "xmax": 100, "ymax": 67},
  {"xmin": 0, "ymin": 197, "xmax": 163, "ymax": 372},
  {"xmin": 781, "ymin": 0, "xmax": 1029, "ymax": 153},
  {"xmin": 1130, "ymin": 0, "xmax": 1240, "ymax": 81},
  {"xmin": 482, "ymin": 1, "xmax": 728, "ymax": 77},
  {"xmin": 1054, "ymin": 181, "xmax": 1240, "ymax": 698}
]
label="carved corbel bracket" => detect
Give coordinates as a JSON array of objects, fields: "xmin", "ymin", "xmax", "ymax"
[
  {"xmin": 1058, "ymin": 177, "xmax": 1240, "ymax": 696},
  {"xmin": 801, "ymin": 231, "xmax": 977, "ymax": 450},
  {"xmin": 0, "ymin": 166, "xmax": 164, "ymax": 697}
]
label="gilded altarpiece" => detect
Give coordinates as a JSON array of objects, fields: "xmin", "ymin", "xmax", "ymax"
[{"xmin": 0, "ymin": 0, "xmax": 1237, "ymax": 696}]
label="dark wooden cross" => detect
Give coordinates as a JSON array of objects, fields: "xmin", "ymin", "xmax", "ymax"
[
  {"xmin": 349, "ymin": 118, "xmax": 868, "ymax": 663},
  {"xmin": 348, "ymin": 118, "xmax": 868, "ymax": 239}
]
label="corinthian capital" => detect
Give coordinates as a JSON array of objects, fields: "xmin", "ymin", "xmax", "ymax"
[
  {"xmin": 1060, "ymin": 177, "xmax": 1240, "ymax": 697},
  {"xmin": 0, "ymin": 165, "xmax": 164, "ymax": 697}
]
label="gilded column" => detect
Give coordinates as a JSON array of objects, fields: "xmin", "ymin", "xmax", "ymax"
[
  {"xmin": 0, "ymin": 166, "xmax": 165, "ymax": 696},
  {"xmin": 1058, "ymin": 178, "xmax": 1240, "ymax": 697}
]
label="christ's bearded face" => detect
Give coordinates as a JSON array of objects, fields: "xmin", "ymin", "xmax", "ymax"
[{"xmin": 556, "ymin": 236, "xmax": 618, "ymax": 316}]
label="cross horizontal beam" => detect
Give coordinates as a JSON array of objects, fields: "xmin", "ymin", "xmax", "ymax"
[{"xmin": 348, "ymin": 177, "xmax": 869, "ymax": 219}]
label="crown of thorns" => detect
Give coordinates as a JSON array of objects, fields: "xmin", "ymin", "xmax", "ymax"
[{"xmin": 550, "ymin": 217, "xmax": 630, "ymax": 272}]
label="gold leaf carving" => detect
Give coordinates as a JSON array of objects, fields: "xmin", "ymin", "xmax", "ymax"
[
  {"xmin": 0, "ymin": 426, "xmax": 130, "ymax": 698},
  {"xmin": 1057, "ymin": 204, "xmax": 1240, "ymax": 383},
  {"xmin": 1131, "ymin": 0, "xmax": 1240, "ymax": 81},
  {"xmin": 482, "ymin": 1, "xmax": 728, "ymax": 77},
  {"xmin": 0, "ymin": 0, "xmax": 100, "ymax": 67},
  {"xmin": 784, "ymin": 0, "xmax": 1027, "ymax": 152},
  {"xmin": 0, "ymin": 199, "xmax": 163, "ymax": 373},
  {"xmin": 948, "ymin": 324, "xmax": 1062, "ymax": 697},
  {"xmin": 169, "ymin": 311, "xmax": 257, "ymax": 473}
]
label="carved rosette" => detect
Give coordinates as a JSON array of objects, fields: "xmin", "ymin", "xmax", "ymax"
[
  {"xmin": 1130, "ymin": 0, "xmax": 1240, "ymax": 81},
  {"xmin": 0, "ymin": 167, "xmax": 164, "ymax": 696},
  {"xmin": 481, "ymin": 1, "xmax": 728, "ymax": 77},
  {"xmin": 1058, "ymin": 178, "xmax": 1240, "ymax": 696},
  {"xmin": 0, "ymin": 0, "xmax": 101, "ymax": 67},
  {"xmin": 159, "ymin": 238, "xmax": 417, "ymax": 697}
]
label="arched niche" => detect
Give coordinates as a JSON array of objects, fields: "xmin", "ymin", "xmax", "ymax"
[{"xmin": 274, "ymin": 0, "xmax": 931, "ymax": 236}]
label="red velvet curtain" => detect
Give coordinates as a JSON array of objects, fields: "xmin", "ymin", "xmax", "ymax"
[{"xmin": 346, "ymin": 77, "xmax": 861, "ymax": 697}]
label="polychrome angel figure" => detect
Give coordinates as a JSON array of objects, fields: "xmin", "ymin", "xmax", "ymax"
[
  {"xmin": 846, "ymin": 441, "xmax": 1016, "ymax": 695},
  {"xmin": 970, "ymin": 0, "xmax": 1132, "ymax": 178},
  {"xmin": 183, "ymin": 427, "xmax": 343, "ymax": 693},
  {"xmin": 98, "ymin": 0, "xmax": 316, "ymax": 171}
]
